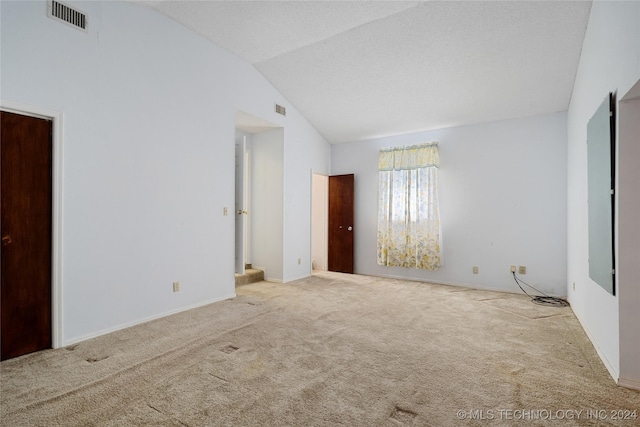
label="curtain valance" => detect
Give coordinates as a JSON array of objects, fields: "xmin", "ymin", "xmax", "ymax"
[{"xmin": 378, "ymin": 142, "xmax": 439, "ymax": 171}]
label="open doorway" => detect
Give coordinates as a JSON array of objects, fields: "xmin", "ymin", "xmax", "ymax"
[{"xmin": 234, "ymin": 111, "xmax": 283, "ymax": 283}]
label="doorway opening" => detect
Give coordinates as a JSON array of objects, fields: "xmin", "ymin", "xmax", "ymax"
[{"xmin": 234, "ymin": 111, "xmax": 282, "ymax": 284}]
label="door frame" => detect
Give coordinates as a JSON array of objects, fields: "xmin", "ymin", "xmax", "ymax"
[{"xmin": 1, "ymin": 100, "xmax": 63, "ymax": 349}]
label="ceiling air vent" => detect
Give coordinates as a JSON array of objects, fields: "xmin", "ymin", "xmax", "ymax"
[
  {"xmin": 47, "ymin": 1, "xmax": 87, "ymax": 32},
  {"xmin": 275, "ymin": 104, "xmax": 286, "ymax": 116}
]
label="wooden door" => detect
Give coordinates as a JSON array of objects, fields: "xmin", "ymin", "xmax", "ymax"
[
  {"xmin": 328, "ymin": 174, "xmax": 354, "ymax": 273},
  {"xmin": 1, "ymin": 111, "xmax": 53, "ymax": 360}
]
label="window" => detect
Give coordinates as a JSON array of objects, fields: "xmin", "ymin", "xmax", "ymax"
[{"xmin": 377, "ymin": 142, "xmax": 441, "ymax": 270}]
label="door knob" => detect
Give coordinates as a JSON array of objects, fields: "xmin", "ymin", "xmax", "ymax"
[
  {"xmin": 237, "ymin": 210, "xmax": 248, "ymax": 215},
  {"xmin": 348, "ymin": 226, "xmax": 353, "ymax": 231},
  {"xmin": 2, "ymin": 235, "xmax": 12, "ymax": 246}
]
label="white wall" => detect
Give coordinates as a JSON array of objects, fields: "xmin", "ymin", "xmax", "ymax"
[
  {"xmin": 0, "ymin": 1, "xmax": 330, "ymax": 344},
  {"xmin": 331, "ymin": 112, "xmax": 568, "ymax": 295},
  {"xmin": 567, "ymin": 0, "xmax": 640, "ymax": 386},
  {"xmin": 283, "ymin": 120, "xmax": 332, "ymax": 282},
  {"xmin": 251, "ymin": 128, "xmax": 284, "ymax": 282},
  {"xmin": 617, "ymin": 86, "xmax": 640, "ymax": 389},
  {"xmin": 311, "ymin": 174, "xmax": 328, "ymax": 271}
]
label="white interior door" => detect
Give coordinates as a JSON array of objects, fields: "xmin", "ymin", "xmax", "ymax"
[{"xmin": 235, "ymin": 135, "xmax": 246, "ymax": 275}]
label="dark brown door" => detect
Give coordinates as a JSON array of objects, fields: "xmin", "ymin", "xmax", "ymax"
[
  {"xmin": 1, "ymin": 111, "xmax": 53, "ymax": 360},
  {"xmin": 328, "ymin": 174, "xmax": 354, "ymax": 273}
]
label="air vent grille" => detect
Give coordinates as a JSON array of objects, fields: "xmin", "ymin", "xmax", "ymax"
[
  {"xmin": 48, "ymin": 1, "xmax": 87, "ymax": 32},
  {"xmin": 275, "ymin": 104, "xmax": 286, "ymax": 116}
]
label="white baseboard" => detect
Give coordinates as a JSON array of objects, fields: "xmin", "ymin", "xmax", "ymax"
[
  {"xmin": 570, "ymin": 308, "xmax": 619, "ymax": 384},
  {"xmin": 64, "ymin": 293, "xmax": 236, "ymax": 346},
  {"xmin": 357, "ymin": 272, "xmax": 566, "ymax": 298},
  {"xmin": 618, "ymin": 376, "xmax": 640, "ymax": 391},
  {"xmin": 284, "ymin": 273, "xmax": 312, "ymax": 283}
]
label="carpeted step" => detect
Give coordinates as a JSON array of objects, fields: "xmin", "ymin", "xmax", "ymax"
[{"xmin": 235, "ymin": 268, "xmax": 264, "ymax": 286}]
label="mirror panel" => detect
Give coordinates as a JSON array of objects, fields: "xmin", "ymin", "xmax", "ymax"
[{"xmin": 587, "ymin": 93, "xmax": 615, "ymax": 295}]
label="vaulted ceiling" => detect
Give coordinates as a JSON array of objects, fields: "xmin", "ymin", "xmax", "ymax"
[{"xmin": 135, "ymin": 1, "xmax": 592, "ymax": 143}]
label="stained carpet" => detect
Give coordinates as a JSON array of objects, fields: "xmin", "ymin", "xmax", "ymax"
[{"xmin": 1, "ymin": 272, "xmax": 638, "ymax": 426}]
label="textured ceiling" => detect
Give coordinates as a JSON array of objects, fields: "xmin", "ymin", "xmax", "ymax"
[{"xmin": 136, "ymin": 1, "xmax": 592, "ymax": 144}]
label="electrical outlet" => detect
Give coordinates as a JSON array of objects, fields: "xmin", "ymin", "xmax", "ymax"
[
  {"xmin": 173, "ymin": 281, "xmax": 180, "ymax": 292},
  {"xmin": 510, "ymin": 265, "xmax": 516, "ymax": 273},
  {"xmin": 223, "ymin": 207, "xmax": 228, "ymax": 216},
  {"xmin": 519, "ymin": 266, "xmax": 526, "ymax": 275},
  {"xmin": 572, "ymin": 281, "xmax": 576, "ymax": 291},
  {"xmin": 472, "ymin": 266, "xmax": 478, "ymax": 274},
  {"xmin": 297, "ymin": 258, "xmax": 301, "ymax": 265}
]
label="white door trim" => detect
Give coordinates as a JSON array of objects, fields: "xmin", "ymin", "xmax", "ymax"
[{"xmin": 1, "ymin": 100, "xmax": 64, "ymax": 349}]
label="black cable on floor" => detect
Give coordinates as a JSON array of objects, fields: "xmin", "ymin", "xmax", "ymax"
[{"xmin": 512, "ymin": 272, "xmax": 569, "ymax": 307}]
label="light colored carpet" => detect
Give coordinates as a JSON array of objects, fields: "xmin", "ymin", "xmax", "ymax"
[{"xmin": 1, "ymin": 272, "xmax": 638, "ymax": 426}]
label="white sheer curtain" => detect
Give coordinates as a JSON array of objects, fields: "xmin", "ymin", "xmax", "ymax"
[{"xmin": 377, "ymin": 142, "xmax": 441, "ymax": 270}]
